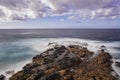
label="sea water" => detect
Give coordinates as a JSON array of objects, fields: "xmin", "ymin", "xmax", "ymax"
[{"xmin": 0, "ymin": 29, "xmax": 120, "ymax": 78}]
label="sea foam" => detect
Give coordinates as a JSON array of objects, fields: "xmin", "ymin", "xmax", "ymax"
[{"xmin": 0, "ymin": 38, "xmax": 120, "ymax": 79}]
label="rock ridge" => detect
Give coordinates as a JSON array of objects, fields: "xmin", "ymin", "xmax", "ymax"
[{"xmin": 9, "ymin": 44, "xmax": 119, "ymax": 80}]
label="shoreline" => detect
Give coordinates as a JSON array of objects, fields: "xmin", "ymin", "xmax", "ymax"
[
  {"xmin": 8, "ymin": 43, "xmax": 120, "ymax": 80},
  {"xmin": 0, "ymin": 39, "xmax": 120, "ymax": 80},
  {"xmin": 0, "ymin": 59, "xmax": 32, "ymax": 80}
]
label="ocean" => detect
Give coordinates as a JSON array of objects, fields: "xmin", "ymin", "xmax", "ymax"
[{"xmin": 0, "ymin": 29, "xmax": 120, "ymax": 77}]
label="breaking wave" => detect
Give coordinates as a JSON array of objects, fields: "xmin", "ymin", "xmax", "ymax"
[{"xmin": 0, "ymin": 38, "xmax": 120, "ymax": 78}]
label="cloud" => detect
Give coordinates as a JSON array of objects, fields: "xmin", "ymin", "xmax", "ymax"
[
  {"xmin": 60, "ymin": 19, "xmax": 65, "ymax": 22},
  {"xmin": 0, "ymin": 0, "xmax": 120, "ymax": 22}
]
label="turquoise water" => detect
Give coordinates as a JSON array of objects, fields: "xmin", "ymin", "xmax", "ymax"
[
  {"xmin": 0, "ymin": 39, "xmax": 37, "ymax": 73},
  {"xmin": 0, "ymin": 29, "xmax": 120, "ymax": 77}
]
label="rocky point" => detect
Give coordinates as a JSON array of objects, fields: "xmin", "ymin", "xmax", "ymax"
[{"xmin": 9, "ymin": 44, "xmax": 119, "ymax": 80}]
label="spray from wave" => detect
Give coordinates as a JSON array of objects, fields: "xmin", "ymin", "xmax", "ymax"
[{"xmin": 0, "ymin": 38, "xmax": 120, "ymax": 78}]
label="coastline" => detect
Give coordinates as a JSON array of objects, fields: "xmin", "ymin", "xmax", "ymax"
[
  {"xmin": 0, "ymin": 59, "xmax": 32, "ymax": 80},
  {"xmin": 0, "ymin": 38, "xmax": 120, "ymax": 80},
  {"xmin": 8, "ymin": 42, "xmax": 120, "ymax": 80}
]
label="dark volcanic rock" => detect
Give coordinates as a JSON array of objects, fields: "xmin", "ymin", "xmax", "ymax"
[
  {"xmin": 45, "ymin": 71, "xmax": 60, "ymax": 80},
  {"xmin": 27, "ymin": 69, "xmax": 45, "ymax": 80},
  {"xmin": 0, "ymin": 74, "xmax": 5, "ymax": 80},
  {"xmin": 10, "ymin": 44, "xmax": 119, "ymax": 80},
  {"xmin": 74, "ymin": 51, "xmax": 114, "ymax": 80},
  {"xmin": 23, "ymin": 63, "xmax": 39, "ymax": 74},
  {"xmin": 57, "ymin": 56, "xmax": 78, "ymax": 69},
  {"xmin": 5, "ymin": 70, "xmax": 15, "ymax": 75},
  {"xmin": 115, "ymin": 62, "xmax": 120, "ymax": 67}
]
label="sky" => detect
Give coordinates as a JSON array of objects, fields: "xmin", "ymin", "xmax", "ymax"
[{"xmin": 0, "ymin": 0, "xmax": 120, "ymax": 29}]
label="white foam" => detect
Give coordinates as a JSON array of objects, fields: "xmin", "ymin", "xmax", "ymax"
[
  {"xmin": 112, "ymin": 59, "xmax": 120, "ymax": 79},
  {"xmin": 0, "ymin": 58, "xmax": 32, "ymax": 80},
  {"xmin": 1, "ymin": 38, "xmax": 120, "ymax": 79},
  {"xmin": 16, "ymin": 38, "xmax": 120, "ymax": 57}
]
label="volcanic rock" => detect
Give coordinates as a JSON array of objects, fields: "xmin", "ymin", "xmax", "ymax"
[
  {"xmin": 10, "ymin": 44, "xmax": 119, "ymax": 80},
  {"xmin": 5, "ymin": 70, "xmax": 15, "ymax": 75},
  {"xmin": 115, "ymin": 62, "xmax": 120, "ymax": 68},
  {"xmin": 0, "ymin": 74, "xmax": 5, "ymax": 80}
]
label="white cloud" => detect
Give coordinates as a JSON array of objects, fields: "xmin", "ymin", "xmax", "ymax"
[
  {"xmin": 0, "ymin": 0, "xmax": 120, "ymax": 22},
  {"xmin": 60, "ymin": 19, "xmax": 64, "ymax": 22}
]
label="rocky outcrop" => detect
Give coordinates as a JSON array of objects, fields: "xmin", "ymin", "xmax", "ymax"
[
  {"xmin": 6, "ymin": 70, "xmax": 15, "ymax": 75},
  {"xmin": 115, "ymin": 62, "xmax": 120, "ymax": 68},
  {"xmin": 0, "ymin": 74, "xmax": 5, "ymax": 80},
  {"xmin": 10, "ymin": 44, "xmax": 119, "ymax": 80}
]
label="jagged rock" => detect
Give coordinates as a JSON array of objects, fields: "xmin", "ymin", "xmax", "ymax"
[
  {"xmin": 45, "ymin": 71, "xmax": 60, "ymax": 80},
  {"xmin": 43, "ymin": 56, "xmax": 53, "ymax": 64},
  {"xmin": 68, "ymin": 45, "xmax": 81, "ymax": 49},
  {"xmin": 9, "ymin": 70, "xmax": 31, "ymax": 80},
  {"xmin": 100, "ymin": 45, "xmax": 107, "ymax": 49},
  {"xmin": 57, "ymin": 56, "xmax": 79, "ymax": 69},
  {"xmin": 64, "ymin": 75, "xmax": 74, "ymax": 80},
  {"xmin": 52, "ymin": 46, "xmax": 66, "ymax": 58},
  {"xmin": 6, "ymin": 70, "xmax": 15, "ymax": 75},
  {"xmin": 27, "ymin": 69, "xmax": 45, "ymax": 80},
  {"xmin": 0, "ymin": 74, "xmax": 5, "ymax": 80},
  {"xmin": 115, "ymin": 62, "xmax": 120, "ymax": 67},
  {"xmin": 10, "ymin": 44, "xmax": 118, "ymax": 80},
  {"xmin": 23, "ymin": 63, "xmax": 39, "ymax": 74}
]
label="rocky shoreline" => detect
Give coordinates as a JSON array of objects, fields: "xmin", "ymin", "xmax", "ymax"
[{"xmin": 1, "ymin": 44, "xmax": 120, "ymax": 80}]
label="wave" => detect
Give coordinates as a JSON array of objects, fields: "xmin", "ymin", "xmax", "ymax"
[
  {"xmin": 0, "ymin": 38, "xmax": 120, "ymax": 78},
  {"xmin": 14, "ymin": 38, "xmax": 120, "ymax": 60},
  {"xmin": 21, "ymin": 38, "xmax": 120, "ymax": 57},
  {"xmin": 0, "ymin": 59, "xmax": 31, "ymax": 79}
]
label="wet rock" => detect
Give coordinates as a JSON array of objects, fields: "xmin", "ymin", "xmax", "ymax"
[
  {"xmin": 0, "ymin": 74, "xmax": 5, "ymax": 80},
  {"xmin": 10, "ymin": 44, "xmax": 118, "ymax": 80},
  {"xmin": 74, "ymin": 51, "xmax": 115, "ymax": 80},
  {"xmin": 68, "ymin": 45, "xmax": 80, "ymax": 49},
  {"xmin": 33, "ymin": 54, "xmax": 41, "ymax": 60},
  {"xmin": 115, "ymin": 62, "xmax": 120, "ymax": 67},
  {"xmin": 53, "ymin": 46, "xmax": 66, "ymax": 58},
  {"xmin": 23, "ymin": 63, "xmax": 39, "ymax": 74},
  {"xmin": 59, "ymin": 70, "xmax": 66, "ymax": 76},
  {"xmin": 64, "ymin": 75, "xmax": 74, "ymax": 80},
  {"xmin": 100, "ymin": 45, "xmax": 107, "ymax": 51},
  {"xmin": 9, "ymin": 70, "xmax": 31, "ymax": 80},
  {"xmin": 57, "ymin": 56, "xmax": 78, "ymax": 69},
  {"xmin": 54, "ymin": 45, "xmax": 66, "ymax": 50},
  {"xmin": 27, "ymin": 69, "xmax": 45, "ymax": 80},
  {"xmin": 6, "ymin": 70, "xmax": 15, "ymax": 75},
  {"xmin": 45, "ymin": 71, "xmax": 60, "ymax": 80}
]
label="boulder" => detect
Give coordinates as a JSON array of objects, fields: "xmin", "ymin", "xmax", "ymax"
[
  {"xmin": 115, "ymin": 62, "xmax": 120, "ymax": 67},
  {"xmin": 6, "ymin": 70, "xmax": 15, "ymax": 75},
  {"xmin": 0, "ymin": 74, "xmax": 5, "ymax": 80}
]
